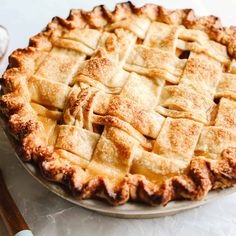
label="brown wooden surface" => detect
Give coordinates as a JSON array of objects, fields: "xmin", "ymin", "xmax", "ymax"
[{"xmin": 0, "ymin": 169, "xmax": 30, "ymax": 235}]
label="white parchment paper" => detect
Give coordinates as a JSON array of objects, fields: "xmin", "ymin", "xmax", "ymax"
[{"xmin": 1, "ymin": 1, "xmax": 236, "ymax": 235}]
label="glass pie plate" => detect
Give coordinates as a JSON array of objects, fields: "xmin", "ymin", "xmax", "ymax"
[{"xmin": 1, "ymin": 107, "xmax": 236, "ymax": 219}]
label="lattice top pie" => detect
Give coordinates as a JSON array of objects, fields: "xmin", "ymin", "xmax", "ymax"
[{"xmin": 1, "ymin": 2, "xmax": 236, "ymax": 206}]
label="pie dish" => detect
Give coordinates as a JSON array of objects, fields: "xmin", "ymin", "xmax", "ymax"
[
  {"xmin": 1, "ymin": 2, "xmax": 236, "ymax": 207},
  {"xmin": 0, "ymin": 25, "xmax": 8, "ymax": 61}
]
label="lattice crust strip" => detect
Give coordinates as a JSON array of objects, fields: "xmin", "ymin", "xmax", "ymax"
[{"xmin": 1, "ymin": 2, "xmax": 236, "ymax": 206}]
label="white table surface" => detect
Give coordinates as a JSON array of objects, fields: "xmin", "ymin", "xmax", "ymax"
[{"xmin": 1, "ymin": 0, "xmax": 236, "ymax": 235}]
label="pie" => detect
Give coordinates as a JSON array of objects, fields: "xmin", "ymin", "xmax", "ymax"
[{"xmin": 1, "ymin": 2, "xmax": 236, "ymax": 206}]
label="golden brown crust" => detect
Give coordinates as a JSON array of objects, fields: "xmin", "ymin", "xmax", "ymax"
[{"xmin": 1, "ymin": 2, "xmax": 236, "ymax": 206}]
